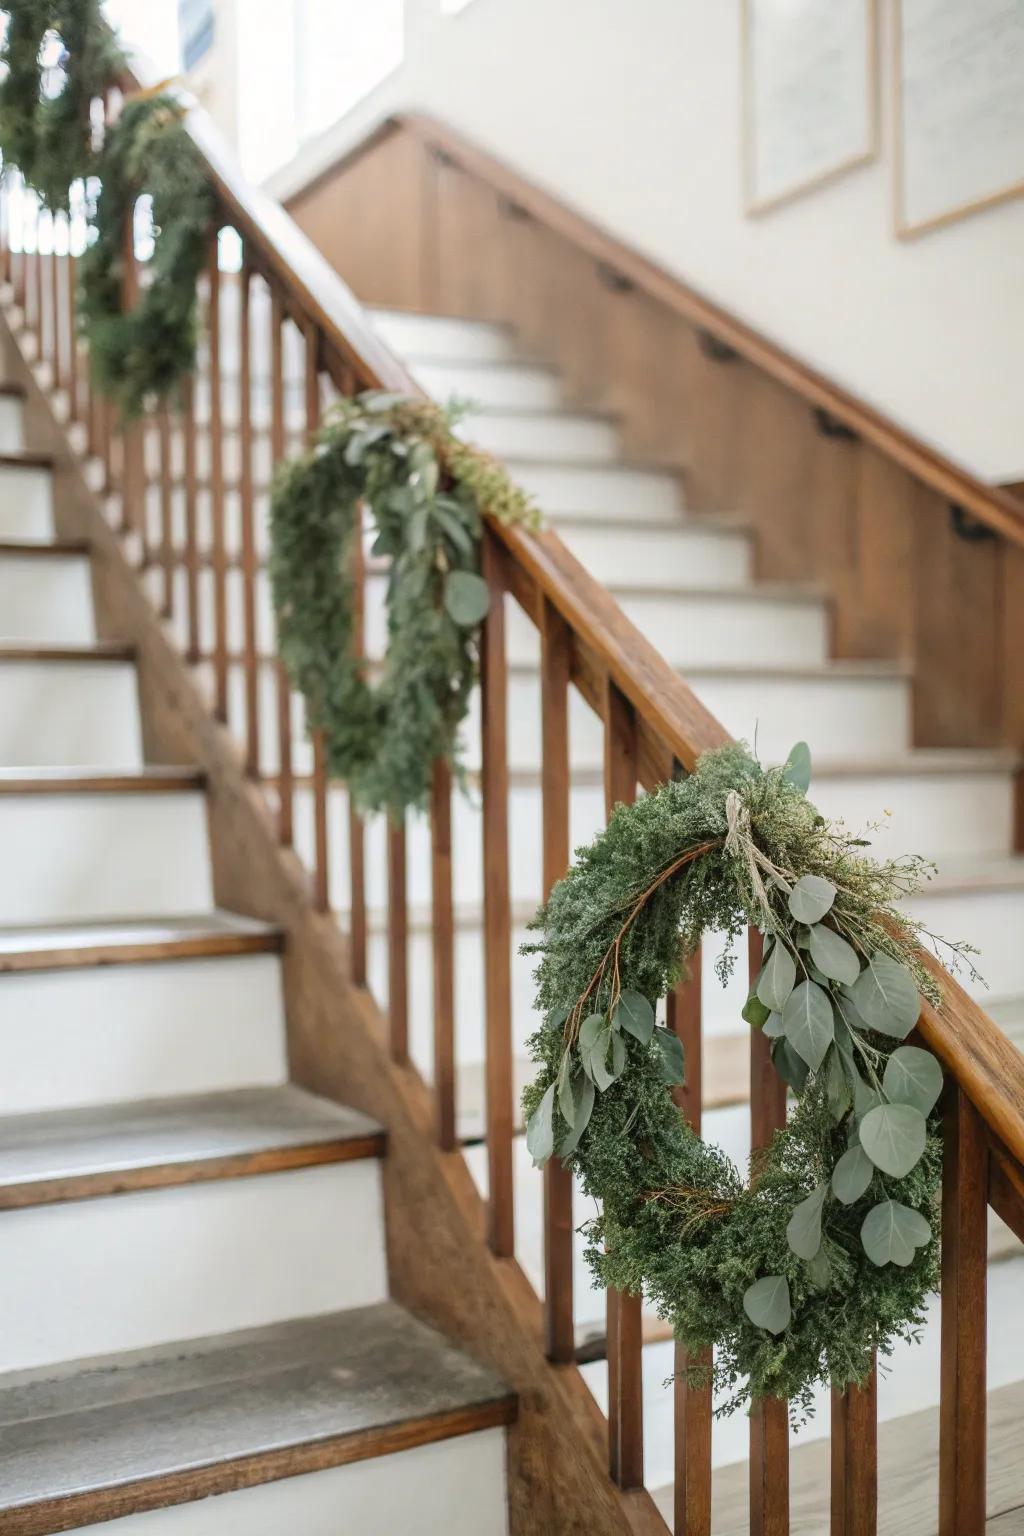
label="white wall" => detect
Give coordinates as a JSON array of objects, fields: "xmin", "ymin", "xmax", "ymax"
[{"xmin": 265, "ymin": 0, "xmax": 1024, "ymax": 484}]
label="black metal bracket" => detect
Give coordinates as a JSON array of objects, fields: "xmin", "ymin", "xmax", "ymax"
[
  {"xmin": 429, "ymin": 145, "xmax": 458, "ymax": 169},
  {"xmin": 499, "ymin": 195, "xmax": 530, "ymax": 222},
  {"xmin": 949, "ymin": 503, "xmax": 997, "ymax": 543},
  {"xmin": 595, "ymin": 261, "xmax": 634, "ymax": 294},
  {"xmin": 814, "ymin": 407, "xmax": 859, "ymax": 443},
  {"xmin": 697, "ymin": 328, "xmax": 739, "ymax": 363}
]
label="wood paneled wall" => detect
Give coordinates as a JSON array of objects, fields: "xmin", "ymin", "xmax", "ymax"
[{"xmin": 288, "ymin": 124, "xmax": 1024, "ymax": 762}]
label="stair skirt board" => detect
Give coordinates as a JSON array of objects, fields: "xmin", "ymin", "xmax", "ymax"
[
  {"xmin": 0, "ymin": 955, "xmax": 288, "ymax": 1115},
  {"xmin": 0, "ymin": 658, "xmax": 142, "ymax": 768},
  {"xmin": 0, "ymin": 792, "xmax": 212, "ymax": 924},
  {"xmin": 0, "ymin": 1161, "xmax": 388, "ymax": 1372},
  {"xmin": 0, "ymin": 550, "xmax": 95, "ymax": 643},
  {"xmin": 41, "ymin": 1429, "xmax": 509, "ymax": 1536}
]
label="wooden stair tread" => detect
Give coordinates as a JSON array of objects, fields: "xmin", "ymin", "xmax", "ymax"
[
  {"xmin": 0, "ymin": 911, "xmax": 282, "ymax": 972},
  {"xmin": 0, "ymin": 1300, "xmax": 515, "ymax": 1533},
  {"xmin": 0, "ymin": 1085, "xmax": 385, "ymax": 1208},
  {"xmin": 0, "ymin": 642, "xmax": 133, "ymax": 663},
  {"xmin": 0, "ymin": 449, "xmax": 52, "ymax": 469},
  {"xmin": 0, "ymin": 539, "xmax": 89, "ymax": 558},
  {"xmin": 0, "ymin": 767, "xmax": 204, "ymax": 795}
]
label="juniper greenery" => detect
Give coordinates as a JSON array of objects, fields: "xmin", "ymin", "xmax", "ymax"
[
  {"xmin": 523, "ymin": 742, "xmax": 976, "ymax": 1417},
  {"xmin": 269, "ymin": 392, "xmax": 539, "ymax": 819}
]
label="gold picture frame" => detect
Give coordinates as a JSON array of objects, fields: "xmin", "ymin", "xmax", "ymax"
[{"xmin": 742, "ymin": 0, "xmax": 878, "ymax": 216}]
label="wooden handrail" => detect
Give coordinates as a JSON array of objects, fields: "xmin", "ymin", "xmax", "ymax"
[{"xmin": 289, "ymin": 111, "xmax": 1024, "ymax": 553}]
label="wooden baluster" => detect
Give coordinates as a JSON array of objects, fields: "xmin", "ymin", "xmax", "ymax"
[
  {"xmin": 207, "ymin": 235, "xmax": 228, "ymax": 720},
  {"xmin": 388, "ymin": 819, "xmax": 409, "ymax": 1063},
  {"xmin": 939, "ymin": 1085, "xmax": 988, "ymax": 1536},
  {"xmin": 749, "ymin": 926, "xmax": 790, "ymax": 1536},
  {"xmin": 831, "ymin": 1359, "xmax": 877, "ymax": 1536},
  {"xmin": 431, "ymin": 757, "xmax": 456, "ymax": 1145},
  {"xmin": 238, "ymin": 259, "xmax": 260, "ymax": 776},
  {"xmin": 0, "ymin": 179, "xmax": 9, "ymax": 290},
  {"xmin": 480, "ymin": 529, "xmax": 514, "ymax": 1257},
  {"xmin": 182, "ymin": 375, "xmax": 201, "ymax": 663},
  {"xmin": 270, "ymin": 289, "xmax": 294, "ymax": 845},
  {"xmin": 604, "ymin": 677, "xmax": 644, "ymax": 1489},
  {"xmin": 302, "ymin": 315, "xmax": 330, "ymax": 909},
  {"xmin": 66, "ymin": 241, "xmax": 79, "ymax": 423},
  {"xmin": 157, "ymin": 406, "xmax": 174, "ymax": 617},
  {"xmin": 49, "ymin": 218, "xmax": 61, "ymax": 391},
  {"xmin": 540, "ymin": 598, "xmax": 574, "ymax": 1362},
  {"xmin": 120, "ymin": 207, "xmax": 146, "ymax": 555},
  {"xmin": 668, "ymin": 935, "xmax": 712, "ymax": 1536},
  {"xmin": 345, "ymin": 367, "xmax": 367, "ymax": 983}
]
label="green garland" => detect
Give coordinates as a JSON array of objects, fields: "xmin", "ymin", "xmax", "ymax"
[
  {"xmin": 269, "ymin": 392, "xmax": 539, "ymax": 819},
  {"xmin": 523, "ymin": 743, "xmax": 977, "ymax": 1418},
  {"xmin": 0, "ymin": 0, "xmax": 122, "ymax": 210},
  {"xmin": 78, "ymin": 92, "xmax": 214, "ymax": 417}
]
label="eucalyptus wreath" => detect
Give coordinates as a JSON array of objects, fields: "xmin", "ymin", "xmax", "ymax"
[
  {"xmin": 523, "ymin": 742, "xmax": 977, "ymax": 1417},
  {"xmin": 78, "ymin": 91, "xmax": 214, "ymax": 417},
  {"xmin": 0, "ymin": 0, "xmax": 122, "ymax": 210},
  {"xmin": 269, "ymin": 392, "xmax": 539, "ymax": 819}
]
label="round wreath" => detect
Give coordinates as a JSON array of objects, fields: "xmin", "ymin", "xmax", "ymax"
[
  {"xmin": 269, "ymin": 392, "xmax": 538, "ymax": 819},
  {"xmin": 0, "ymin": 0, "xmax": 122, "ymax": 210},
  {"xmin": 523, "ymin": 742, "xmax": 976, "ymax": 1417},
  {"xmin": 78, "ymin": 92, "xmax": 214, "ymax": 417}
]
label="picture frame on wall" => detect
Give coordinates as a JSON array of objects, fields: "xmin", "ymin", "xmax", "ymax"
[
  {"xmin": 741, "ymin": 0, "xmax": 878, "ymax": 214},
  {"xmin": 893, "ymin": 0, "xmax": 1024, "ymax": 238}
]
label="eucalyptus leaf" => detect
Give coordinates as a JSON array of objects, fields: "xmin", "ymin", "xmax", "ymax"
[
  {"xmin": 610, "ymin": 1029, "xmax": 627, "ymax": 1079},
  {"xmin": 742, "ymin": 991, "xmax": 771, "ymax": 1029},
  {"xmin": 783, "ymin": 980, "xmax": 835, "ymax": 1071},
  {"xmin": 806, "ymin": 1245, "xmax": 832, "ymax": 1288},
  {"xmin": 788, "ymin": 874, "xmax": 836, "ymax": 925},
  {"xmin": 861, "ymin": 1199, "xmax": 932, "ymax": 1268},
  {"xmin": 783, "ymin": 741, "xmax": 812, "ymax": 794},
  {"xmin": 850, "ymin": 953, "xmax": 920, "ymax": 1038},
  {"xmin": 557, "ymin": 1056, "xmax": 577, "ymax": 1126},
  {"xmin": 743, "ymin": 1274, "xmax": 791, "ymax": 1335},
  {"xmin": 444, "ymin": 570, "xmax": 490, "ymax": 628},
  {"xmin": 882, "ymin": 1046, "xmax": 944, "ymax": 1116},
  {"xmin": 558, "ymin": 1074, "xmax": 595, "ymax": 1157},
  {"xmin": 614, "ymin": 990, "xmax": 655, "ymax": 1044},
  {"xmin": 756, "ymin": 941, "xmax": 797, "ymax": 1012},
  {"xmin": 832, "ymin": 1144, "xmax": 874, "ymax": 1204},
  {"xmin": 763, "ymin": 1012, "xmax": 785, "ymax": 1039},
  {"xmin": 825, "ymin": 1044, "xmax": 851, "ymax": 1122},
  {"xmin": 771, "ymin": 1037, "xmax": 808, "ymax": 1093},
  {"xmin": 786, "ymin": 1182, "xmax": 827, "ymax": 1260},
  {"xmin": 589, "ymin": 1024, "xmax": 616, "ymax": 1091},
  {"xmin": 578, "ymin": 1013, "xmax": 606, "ymax": 1083},
  {"xmin": 807, "ymin": 924, "xmax": 860, "ymax": 986},
  {"xmin": 859, "ymin": 1102, "xmax": 927, "ymax": 1177},
  {"xmin": 655, "ymin": 1026, "xmax": 685, "ymax": 1086},
  {"xmin": 525, "ymin": 1083, "xmax": 555, "ymax": 1166}
]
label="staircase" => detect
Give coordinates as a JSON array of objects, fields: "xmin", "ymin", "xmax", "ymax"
[{"xmin": 0, "ymin": 387, "xmax": 513, "ymax": 1531}]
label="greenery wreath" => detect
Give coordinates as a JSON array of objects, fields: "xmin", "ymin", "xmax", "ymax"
[
  {"xmin": 269, "ymin": 392, "xmax": 539, "ymax": 819},
  {"xmin": 0, "ymin": 0, "xmax": 122, "ymax": 211},
  {"xmin": 78, "ymin": 91, "xmax": 214, "ymax": 417},
  {"xmin": 523, "ymin": 742, "xmax": 976, "ymax": 1417}
]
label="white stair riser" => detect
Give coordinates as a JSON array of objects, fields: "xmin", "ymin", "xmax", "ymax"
[
  {"xmin": 907, "ymin": 885, "xmax": 1024, "ymax": 1001},
  {"xmin": 557, "ymin": 520, "xmax": 752, "ymax": 588},
  {"xmin": 370, "ymin": 310, "xmax": 517, "ymax": 364},
  {"xmin": 0, "ymin": 660, "xmax": 142, "ymax": 767},
  {"xmin": 0, "ymin": 394, "xmax": 24, "ymax": 451},
  {"xmin": 458, "ymin": 411, "xmax": 619, "ymax": 463},
  {"xmin": 0, "ymin": 552, "xmax": 95, "ymax": 642},
  {"xmin": 813, "ymin": 771, "xmax": 1015, "ymax": 859},
  {"xmin": 414, "ymin": 359, "xmax": 563, "ymax": 411},
  {"xmin": 0, "ymin": 956, "xmax": 288, "ymax": 1115},
  {"xmin": 79, "ymin": 1429, "xmax": 509, "ymax": 1536},
  {"xmin": 504, "ymin": 461, "xmax": 683, "ymax": 520},
  {"xmin": 0, "ymin": 463, "xmax": 53, "ymax": 540},
  {"xmin": 0, "ymin": 1163, "xmax": 387, "ymax": 1372},
  {"xmin": 0, "ymin": 793, "xmax": 211, "ymax": 923}
]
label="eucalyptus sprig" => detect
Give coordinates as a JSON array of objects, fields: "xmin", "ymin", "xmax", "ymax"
[
  {"xmin": 523, "ymin": 741, "xmax": 976, "ymax": 1416},
  {"xmin": 269, "ymin": 392, "xmax": 539, "ymax": 819}
]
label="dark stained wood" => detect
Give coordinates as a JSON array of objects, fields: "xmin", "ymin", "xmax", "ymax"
[
  {"xmin": 0, "ymin": 539, "xmax": 89, "ymax": 557},
  {"xmin": 831, "ymin": 1364, "xmax": 878, "ymax": 1535},
  {"xmin": 238, "ymin": 259, "xmax": 260, "ymax": 775},
  {"xmin": 540, "ymin": 597, "xmax": 574, "ymax": 1364},
  {"xmin": 989, "ymin": 1137, "xmax": 1024, "ymax": 1245},
  {"xmin": 0, "ymin": 642, "xmax": 133, "ymax": 663},
  {"xmin": 206, "ymin": 236, "xmax": 228, "ymax": 721},
  {"xmin": 0, "ymin": 768, "xmax": 203, "ymax": 794},
  {"xmin": 0, "ymin": 915, "xmax": 282, "ymax": 974},
  {"xmin": 118, "ymin": 211, "xmax": 145, "ymax": 549},
  {"xmin": 347, "ymin": 491, "xmax": 368, "ymax": 986},
  {"xmin": 269, "ymin": 286, "xmax": 294, "ymax": 847},
  {"xmin": 480, "ymin": 530, "xmax": 515, "ymax": 1259},
  {"xmin": 181, "ymin": 374, "xmax": 201, "ymax": 663},
  {"xmin": 157, "ymin": 406, "xmax": 174, "ymax": 618},
  {"xmin": 939, "ymin": 1086, "xmax": 988, "ymax": 1536},
  {"xmin": 431, "ymin": 758, "xmax": 456, "ymax": 1149},
  {"xmin": 65, "ymin": 245, "xmax": 78, "ymax": 421},
  {"xmin": 387, "ymin": 818, "xmax": 409, "ymax": 1065}
]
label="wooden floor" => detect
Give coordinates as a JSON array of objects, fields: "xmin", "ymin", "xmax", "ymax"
[{"xmin": 652, "ymin": 1380, "xmax": 1024, "ymax": 1535}]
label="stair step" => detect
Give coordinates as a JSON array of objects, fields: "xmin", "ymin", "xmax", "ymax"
[
  {"xmin": 0, "ymin": 645, "xmax": 142, "ymax": 768},
  {"xmin": 0, "ymin": 541, "xmax": 94, "ymax": 644},
  {"xmin": 0, "ymin": 1085, "xmax": 384, "ymax": 1209},
  {"xmin": 457, "ymin": 407, "xmax": 620, "ymax": 463},
  {"xmin": 0, "ymin": 769, "xmax": 212, "ymax": 923},
  {"xmin": 411, "ymin": 356, "xmax": 564, "ymax": 410},
  {"xmin": 0, "ymin": 910, "xmax": 282, "ymax": 972},
  {"xmin": 369, "ymin": 307, "xmax": 518, "ymax": 364},
  {"xmin": 0, "ymin": 452, "xmax": 54, "ymax": 541},
  {"xmin": 501, "ymin": 458, "xmax": 684, "ymax": 519},
  {"xmin": 554, "ymin": 514, "xmax": 753, "ymax": 587},
  {"xmin": 0, "ymin": 1301, "xmax": 514, "ymax": 1536}
]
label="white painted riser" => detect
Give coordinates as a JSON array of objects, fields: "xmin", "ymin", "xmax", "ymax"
[
  {"xmin": 504, "ymin": 460, "xmax": 683, "ymax": 521},
  {"xmin": 0, "ymin": 955, "xmax": 288, "ymax": 1116},
  {"xmin": 78, "ymin": 1429, "xmax": 508, "ymax": 1536},
  {"xmin": 0, "ymin": 462, "xmax": 53, "ymax": 540},
  {"xmin": 371, "ymin": 310, "xmax": 517, "ymax": 364},
  {"xmin": 0, "ymin": 659, "xmax": 142, "ymax": 767},
  {"xmin": 0, "ymin": 792, "xmax": 212, "ymax": 923},
  {"xmin": 0, "ymin": 394, "xmax": 24, "ymax": 451},
  {"xmin": 0, "ymin": 1162, "xmax": 388, "ymax": 1373},
  {"xmin": 414, "ymin": 359, "xmax": 564, "ymax": 411},
  {"xmin": 0, "ymin": 552, "xmax": 95, "ymax": 642}
]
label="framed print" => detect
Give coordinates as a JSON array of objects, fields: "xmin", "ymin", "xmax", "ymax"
[{"xmin": 742, "ymin": 0, "xmax": 877, "ymax": 214}]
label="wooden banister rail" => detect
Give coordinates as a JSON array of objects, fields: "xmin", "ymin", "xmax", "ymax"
[{"xmin": 4, "ymin": 45, "xmax": 1024, "ymax": 1536}]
